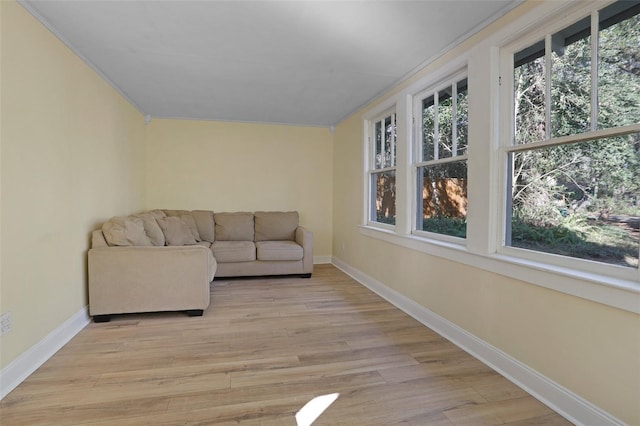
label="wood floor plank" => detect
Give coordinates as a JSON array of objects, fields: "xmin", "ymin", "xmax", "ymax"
[{"xmin": 0, "ymin": 265, "xmax": 572, "ymax": 425}]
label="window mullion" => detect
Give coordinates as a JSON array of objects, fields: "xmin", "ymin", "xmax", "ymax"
[
  {"xmin": 380, "ymin": 118, "xmax": 386, "ymax": 168},
  {"xmin": 373, "ymin": 166, "xmax": 397, "ymax": 173},
  {"xmin": 391, "ymin": 114, "xmax": 396, "ymax": 167},
  {"xmin": 372, "ymin": 123, "xmax": 377, "ymax": 169},
  {"xmin": 591, "ymin": 10, "xmax": 599, "ymax": 132},
  {"xmin": 370, "ymin": 131, "xmax": 375, "ymax": 170},
  {"xmin": 434, "ymin": 93, "xmax": 440, "ymax": 160},
  {"xmin": 415, "ymin": 155, "xmax": 468, "ymax": 168},
  {"xmin": 544, "ymin": 34, "xmax": 552, "ymax": 140},
  {"xmin": 452, "ymin": 83, "xmax": 458, "ymax": 157}
]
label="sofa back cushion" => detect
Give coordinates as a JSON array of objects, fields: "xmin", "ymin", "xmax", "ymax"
[
  {"xmin": 214, "ymin": 212, "xmax": 254, "ymax": 241},
  {"xmin": 254, "ymin": 211, "xmax": 299, "ymax": 241},
  {"xmin": 156, "ymin": 216, "xmax": 198, "ymax": 246},
  {"xmin": 102, "ymin": 216, "xmax": 153, "ymax": 247},
  {"xmin": 191, "ymin": 210, "xmax": 215, "ymax": 242}
]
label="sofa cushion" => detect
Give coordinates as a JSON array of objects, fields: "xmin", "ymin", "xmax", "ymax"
[
  {"xmin": 102, "ymin": 216, "xmax": 152, "ymax": 247},
  {"xmin": 133, "ymin": 212, "xmax": 165, "ymax": 246},
  {"xmin": 254, "ymin": 211, "xmax": 299, "ymax": 241},
  {"xmin": 164, "ymin": 209, "xmax": 190, "ymax": 217},
  {"xmin": 191, "ymin": 210, "xmax": 215, "ymax": 242},
  {"xmin": 156, "ymin": 217, "xmax": 197, "ymax": 246},
  {"xmin": 212, "ymin": 241, "xmax": 256, "ymax": 262},
  {"xmin": 148, "ymin": 209, "xmax": 167, "ymax": 220},
  {"xmin": 255, "ymin": 241, "xmax": 303, "ymax": 261},
  {"xmin": 214, "ymin": 212, "xmax": 254, "ymax": 241},
  {"xmin": 179, "ymin": 213, "xmax": 202, "ymax": 242}
]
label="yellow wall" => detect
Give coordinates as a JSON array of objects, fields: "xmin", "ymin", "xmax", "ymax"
[
  {"xmin": 1, "ymin": 0, "xmax": 637, "ymax": 423},
  {"xmin": 145, "ymin": 119, "xmax": 333, "ymax": 258},
  {"xmin": 331, "ymin": 5, "xmax": 640, "ymax": 426},
  {"xmin": 0, "ymin": 2, "xmax": 146, "ymax": 369}
]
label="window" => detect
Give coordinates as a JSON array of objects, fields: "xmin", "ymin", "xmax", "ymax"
[
  {"xmin": 358, "ymin": 0, "xmax": 637, "ymax": 312},
  {"xmin": 506, "ymin": 1, "xmax": 640, "ymax": 269},
  {"xmin": 414, "ymin": 75, "xmax": 468, "ymax": 238},
  {"xmin": 368, "ymin": 111, "xmax": 397, "ymax": 226}
]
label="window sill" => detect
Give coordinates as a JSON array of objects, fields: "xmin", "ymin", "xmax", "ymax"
[{"xmin": 359, "ymin": 225, "xmax": 640, "ymax": 314}]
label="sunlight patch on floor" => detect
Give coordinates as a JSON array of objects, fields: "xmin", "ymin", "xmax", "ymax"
[{"xmin": 295, "ymin": 393, "xmax": 340, "ymax": 426}]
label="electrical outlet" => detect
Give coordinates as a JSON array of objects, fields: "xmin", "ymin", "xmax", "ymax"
[{"xmin": 1, "ymin": 312, "xmax": 12, "ymax": 336}]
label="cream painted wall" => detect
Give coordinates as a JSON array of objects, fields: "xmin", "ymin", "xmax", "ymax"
[
  {"xmin": 1, "ymin": 0, "xmax": 636, "ymax": 422},
  {"xmin": 331, "ymin": 4, "xmax": 640, "ymax": 425},
  {"xmin": 0, "ymin": 2, "xmax": 146, "ymax": 369},
  {"xmin": 145, "ymin": 119, "xmax": 333, "ymax": 258}
]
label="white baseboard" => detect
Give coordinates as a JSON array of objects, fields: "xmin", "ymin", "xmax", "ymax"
[
  {"xmin": 1, "ymin": 306, "xmax": 90, "ymax": 400},
  {"xmin": 331, "ymin": 257, "xmax": 624, "ymax": 426},
  {"xmin": 313, "ymin": 255, "xmax": 332, "ymax": 264}
]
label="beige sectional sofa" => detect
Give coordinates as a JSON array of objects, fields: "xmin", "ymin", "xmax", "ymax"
[{"xmin": 88, "ymin": 210, "xmax": 313, "ymax": 322}]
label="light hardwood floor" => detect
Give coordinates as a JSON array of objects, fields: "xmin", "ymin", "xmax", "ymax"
[{"xmin": 0, "ymin": 265, "xmax": 571, "ymax": 425}]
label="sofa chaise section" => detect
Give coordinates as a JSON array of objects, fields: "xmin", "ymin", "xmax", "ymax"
[{"xmin": 88, "ymin": 229, "xmax": 216, "ymax": 322}]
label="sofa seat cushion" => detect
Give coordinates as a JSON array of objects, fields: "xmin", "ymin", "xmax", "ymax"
[
  {"xmin": 196, "ymin": 241, "xmax": 212, "ymax": 248},
  {"xmin": 212, "ymin": 241, "xmax": 256, "ymax": 263},
  {"xmin": 255, "ymin": 241, "xmax": 303, "ymax": 261}
]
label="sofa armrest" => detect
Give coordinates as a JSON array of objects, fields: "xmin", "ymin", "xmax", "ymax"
[
  {"xmin": 295, "ymin": 226, "xmax": 314, "ymax": 274},
  {"xmin": 88, "ymin": 245, "xmax": 215, "ymax": 316}
]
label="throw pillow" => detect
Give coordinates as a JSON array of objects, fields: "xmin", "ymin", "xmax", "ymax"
[
  {"xmin": 191, "ymin": 210, "xmax": 215, "ymax": 242},
  {"xmin": 148, "ymin": 209, "xmax": 167, "ymax": 220},
  {"xmin": 102, "ymin": 216, "xmax": 153, "ymax": 246},
  {"xmin": 133, "ymin": 212, "xmax": 166, "ymax": 246},
  {"xmin": 179, "ymin": 213, "xmax": 202, "ymax": 242},
  {"xmin": 164, "ymin": 209, "xmax": 190, "ymax": 217},
  {"xmin": 156, "ymin": 216, "xmax": 198, "ymax": 246}
]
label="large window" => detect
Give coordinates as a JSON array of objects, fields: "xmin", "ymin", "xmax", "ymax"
[
  {"xmin": 414, "ymin": 75, "xmax": 468, "ymax": 238},
  {"xmin": 368, "ymin": 111, "xmax": 397, "ymax": 226},
  {"xmin": 358, "ymin": 0, "xmax": 638, "ymax": 312},
  {"xmin": 507, "ymin": 1, "xmax": 640, "ymax": 269}
]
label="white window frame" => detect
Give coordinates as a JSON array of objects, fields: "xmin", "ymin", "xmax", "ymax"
[
  {"xmin": 498, "ymin": 1, "xmax": 640, "ymax": 283},
  {"xmin": 365, "ymin": 107, "xmax": 397, "ymax": 230},
  {"xmin": 412, "ymin": 70, "xmax": 469, "ymax": 243},
  {"xmin": 359, "ymin": 0, "xmax": 639, "ymax": 314}
]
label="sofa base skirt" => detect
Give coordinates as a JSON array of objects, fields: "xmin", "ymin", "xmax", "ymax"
[{"xmin": 215, "ymin": 260, "xmax": 309, "ymax": 278}]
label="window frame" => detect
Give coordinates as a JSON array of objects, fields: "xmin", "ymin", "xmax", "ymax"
[
  {"xmin": 365, "ymin": 107, "xmax": 398, "ymax": 230},
  {"xmin": 498, "ymin": 1, "xmax": 640, "ymax": 282},
  {"xmin": 412, "ymin": 71, "xmax": 469, "ymax": 242},
  {"xmin": 359, "ymin": 0, "xmax": 640, "ymax": 314}
]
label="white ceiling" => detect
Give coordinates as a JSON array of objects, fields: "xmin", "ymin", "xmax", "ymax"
[{"xmin": 21, "ymin": 0, "xmax": 520, "ymax": 127}]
